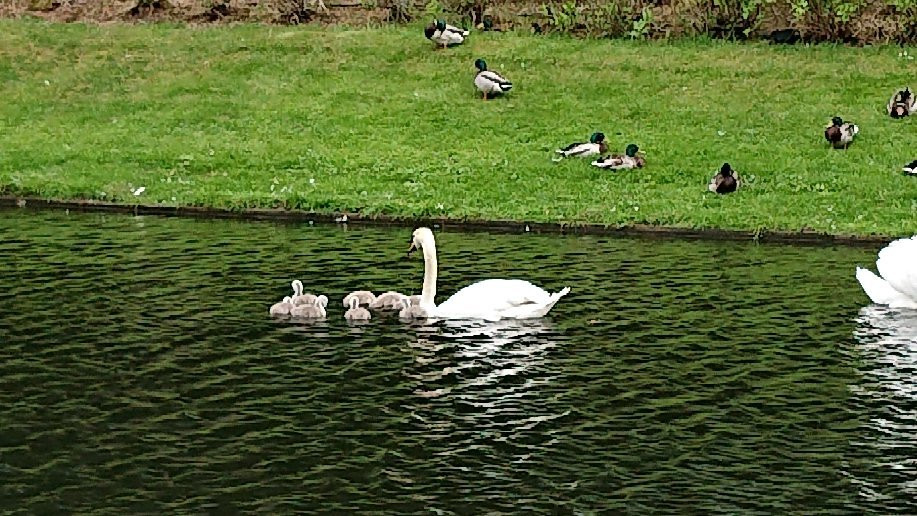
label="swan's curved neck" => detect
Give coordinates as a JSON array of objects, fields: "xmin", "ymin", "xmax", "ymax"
[{"xmin": 420, "ymin": 234, "xmax": 438, "ymax": 307}]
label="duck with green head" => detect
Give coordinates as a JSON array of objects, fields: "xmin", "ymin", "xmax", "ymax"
[
  {"xmin": 888, "ymin": 87, "xmax": 916, "ymax": 118},
  {"xmin": 591, "ymin": 143, "xmax": 645, "ymax": 169},
  {"xmin": 424, "ymin": 19, "xmax": 469, "ymax": 48},
  {"xmin": 824, "ymin": 116, "xmax": 859, "ymax": 149},
  {"xmin": 708, "ymin": 162, "xmax": 741, "ymax": 194},
  {"xmin": 473, "ymin": 58, "xmax": 512, "ymax": 100},
  {"xmin": 553, "ymin": 132, "xmax": 608, "ymax": 161}
]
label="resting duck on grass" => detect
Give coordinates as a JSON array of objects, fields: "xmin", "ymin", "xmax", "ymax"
[
  {"xmin": 553, "ymin": 132, "xmax": 607, "ymax": 161},
  {"xmin": 591, "ymin": 144, "xmax": 645, "ymax": 170},
  {"xmin": 888, "ymin": 87, "xmax": 916, "ymax": 118},
  {"xmin": 473, "ymin": 59, "xmax": 512, "ymax": 100},
  {"xmin": 708, "ymin": 163, "xmax": 741, "ymax": 194},
  {"xmin": 424, "ymin": 19, "xmax": 468, "ymax": 49},
  {"xmin": 902, "ymin": 160, "xmax": 917, "ymax": 175},
  {"xmin": 824, "ymin": 116, "xmax": 859, "ymax": 149}
]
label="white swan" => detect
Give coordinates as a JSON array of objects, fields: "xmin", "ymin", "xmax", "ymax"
[
  {"xmin": 406, "ymin": 227, "xmax": 570, "ymax": 320},
  {"xmin": 856, "ymin": 235, "xmax": 917, "ymax": 309}
]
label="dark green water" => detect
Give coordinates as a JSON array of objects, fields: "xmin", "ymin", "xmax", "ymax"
[{"xmin": 0, "ymin": 210, "xmax": 914, "ymax": 514}]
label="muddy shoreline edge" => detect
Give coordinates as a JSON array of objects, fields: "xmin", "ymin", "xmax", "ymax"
[{"xmin": 1, "ymin": 196, "xmax": 896, "ymax": 247}]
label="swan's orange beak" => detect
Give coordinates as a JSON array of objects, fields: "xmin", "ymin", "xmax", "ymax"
[{"xmin": 407, "ymin": 242, "xmax": 417, "ymax": 257}]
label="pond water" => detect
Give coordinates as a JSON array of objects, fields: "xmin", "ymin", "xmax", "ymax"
[{"xmin": 0, "ymin": 209, "xmax": 914, "ymax": 513}]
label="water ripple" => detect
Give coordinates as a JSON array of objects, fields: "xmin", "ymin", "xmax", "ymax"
[{"xmin": 0, "ymin": 210, "xmax": 914, "ymax": 513}]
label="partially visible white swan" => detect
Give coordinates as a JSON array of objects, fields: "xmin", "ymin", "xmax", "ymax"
[
  {"xmin": 856, "ymin": 235, "xmax": 917, "ymax": 309},
  {"xmin": 406, "ymin": 227, "xmax": 570, "ymax": 320}
]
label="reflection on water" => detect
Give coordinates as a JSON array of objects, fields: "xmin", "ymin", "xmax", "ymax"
[
  {"xmin": 851, "ymin": 307, "xmax": 917, "ymax": 500},
  {"xmin": 0, "ymin": 209, "xmax": 915, "ymax": 512}
]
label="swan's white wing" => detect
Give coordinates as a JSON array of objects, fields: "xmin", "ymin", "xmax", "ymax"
[
  {"xmin": 436, "ymin": 279, "xmax": 568, "ymax": 319},
  {"xmin": 439, "ymin": 279, "xmax": 550, "ymax": 310},
  {"xmin": 856, "ymin": 267, "xmax": 915, "ymax": 308},
  {"xmin": 876, "ymin": 236, "xmax": 917, "ymax": 305},
  {"xmin": 499, "ymin": 286, "xmax": 570, "ymax": 319}
]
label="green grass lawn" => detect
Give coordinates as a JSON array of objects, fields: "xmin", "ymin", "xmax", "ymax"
[{"xmin": 0, "ymin": 19, "xmax": 915, "ymax": 236}]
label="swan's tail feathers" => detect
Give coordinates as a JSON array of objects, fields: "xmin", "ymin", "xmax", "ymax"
[
  {"xmin": 876, "ymin": 236, "xmax": 917, "ymax": 304},
  {"xmin": 856, "ymin": 266, "xmax": 915, "ymax": 307},
  {"xmin": 527, "ymin": 287, "xmax": 570, "ymax": 318}
]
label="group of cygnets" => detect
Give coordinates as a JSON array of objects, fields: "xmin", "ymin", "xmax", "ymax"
[{"xmin": 268, "ymin": 280, "xmax": 426, "ymax": 321}]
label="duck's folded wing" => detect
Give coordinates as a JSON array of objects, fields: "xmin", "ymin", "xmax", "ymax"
[
  {"xmin": 708, "ymin": 174, "xmax": 721, "ymax": 192},
  {"xmin": 592, "ymin": 155, "xmax": 616, "ymax": 167},
  {"xmin": 479, "ymin": 71, "xmax": 511, "ymax": 86},
  {"xmin": 557, "ymin": 141, "xmax": 586, "ymax": 153},
  {"xmin": 567, "ymin": 144, "xmax": 599, "ymax": 157},
  {"xmin": 444, "ymin": 23, "xmax": 466, "ymax": 34},
  {"xmin": 596, "ymin": 155, "xmax": 630, "ymax": 168}
]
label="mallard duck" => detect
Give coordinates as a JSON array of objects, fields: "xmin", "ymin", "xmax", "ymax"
[
  {"xmin": 553, "ymin": 132, "xmax": 607, "ymax": 161},
  {"xmin": 708, "ymin": 163, "xmax": 741, "ymax": 194},
  {"xmin": 476, "ymin": 15, "xmax": 502, "ymax": 32},
  {"xmin": 424, "ymin": 19, "xmax": 468, "ymax": 49},
  {"xmin": 888, "ymin": 87, "xmax": 916, "ymax": 118},
  {"xmin": 824, "ymin": 116, "xmax": 859, "ymax": 149},
  {"xmin": 591, "ymin": 144, "xmax": 645, "ymax": 170},
  {"xmin": 473, "ymin": 58, "xmax": 512, "ymax": 100},
  {"xmin": 903, "ymin": 160, "xmax": 917, "ymax": 175}
]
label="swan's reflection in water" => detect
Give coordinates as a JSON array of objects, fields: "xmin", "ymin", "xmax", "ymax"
[
  {"xmin": 850, "ymin": 306, "xmax": 917, "ymax": 500},
  {"xmin": 395, "ymin": 319, "xmax": 569, "ymax": 466}
]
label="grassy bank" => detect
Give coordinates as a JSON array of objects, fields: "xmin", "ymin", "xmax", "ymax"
[{"xmin": 0, "ymin": 19, "xmax": 914, "ymax": 236}]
